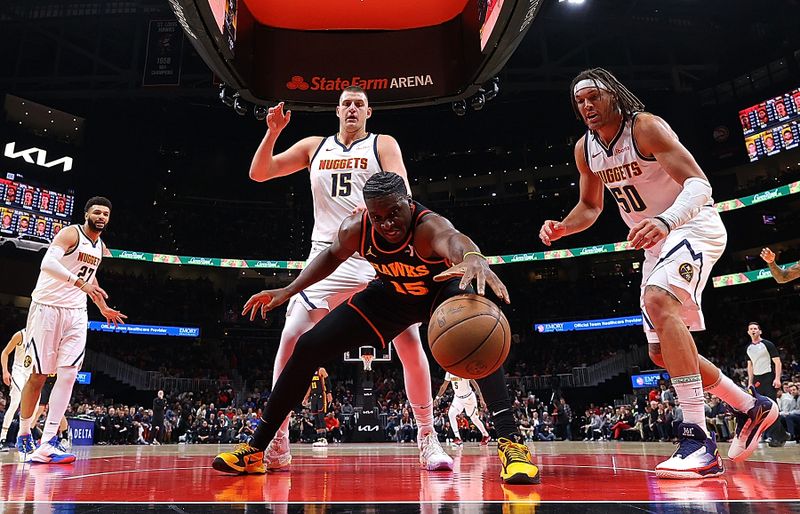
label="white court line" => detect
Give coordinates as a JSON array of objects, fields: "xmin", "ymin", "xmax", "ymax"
[
  {"xmin": 3, "ymin": 499, "xmax": 800, "ymax": 505},
  {"xmin": 60, "ymin": 461, "xmax": 652, "ymax": 482}
]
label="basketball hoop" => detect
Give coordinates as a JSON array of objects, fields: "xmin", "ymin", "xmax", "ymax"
[{"xmin": 361, "ymin": 354, "xmax": 374, "ymax": 371}]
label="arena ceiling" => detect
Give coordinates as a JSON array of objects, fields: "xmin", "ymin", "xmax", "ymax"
[{"xmin": 0, "ymin": 0, "xmax": 797, "ymax": 104}]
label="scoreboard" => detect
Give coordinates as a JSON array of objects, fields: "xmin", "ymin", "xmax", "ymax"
[
  {"xmin": 0, "ymin": 174, "xmax": 75, "ymax": 243},
  {"xmin": 740, "ymin": 87, "xmax": 800, "ymax": 162}
]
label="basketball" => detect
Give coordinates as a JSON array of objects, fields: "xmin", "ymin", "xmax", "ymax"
[{"xmin": 427, "ymin": 294, "xmax": 511, "ymax": 379}]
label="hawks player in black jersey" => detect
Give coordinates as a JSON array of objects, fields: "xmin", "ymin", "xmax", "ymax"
[
  {"xmin": 214, "ymin": 172, "xmax": 538, "ymax": 485},
  {"xmin": 303, "ymin": 367, "xmax": 332, "ymax": 446}
]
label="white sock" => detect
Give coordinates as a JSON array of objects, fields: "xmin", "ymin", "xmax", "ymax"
[
  {"xmin": 412, "ymin": 401, "xmax": 434, "ymax": 437},
  {"xmin": 41, "ymin": 368, "xmax": 78, "ymax": 443},
  {"xmin": 273, "ymin": 304, "xmax": 318, "ymax": 441},
  {"xmin": 19, "ymin": 416, "xmax": 33, "ymax": 436},
  {"xmin": 705, "ymin": 373, "xmax": 756, "ymax": 413},
  {"xmin": 672, "ymin": 374, "xmax": 708, "ymax": 436}
]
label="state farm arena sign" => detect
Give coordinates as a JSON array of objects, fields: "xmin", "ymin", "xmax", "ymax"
[
  {"xmin": 250, "ymin": 26, "xmax": 455, "ymax": 104},
  {"xmin": 286, "ymin": 74, "xmax": 434, "ymax": 92}
]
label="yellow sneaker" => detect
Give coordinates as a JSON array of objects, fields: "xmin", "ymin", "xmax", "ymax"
[
  {"xmin": 212, "ymin": 443, "xmax": 266, "ymax": 474},
  {"xmin": 497, "ymin": 437, "xmax": 540, "ymax": 485}
]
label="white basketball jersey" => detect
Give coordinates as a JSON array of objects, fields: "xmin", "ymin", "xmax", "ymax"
[
  {"xmin": 308, "ymin": 133, "xmax": 384, "ymax": 242},
  {"xmin": 12, "ymin": 328, "xmax": 26, "ymax": 370},
  {"xmin": 446, "ymin": 372, "xmax": 474, "ymax": 398},
  {"xmin": 32, "ymin": 225, "xmax": 103, "ymax": 309},
  {"xmin": 584, "ymin": 113, "xmax": 702, "ymax": 230}
]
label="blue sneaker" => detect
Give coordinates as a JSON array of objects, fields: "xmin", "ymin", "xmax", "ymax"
[
  {"xmin": 16, "ymin": 434, "xmax": 36, "ymax": 463},
  {"xmin": 728, "ymin": 386, "xmax": 779, "ymax": 462},
  {"xmin": 30, "ymin": 436, "xmax": 76, "ymax": 464},
  {"xmin": 655, "ymin": 423, "xmax": 723, "ymax": 479}
]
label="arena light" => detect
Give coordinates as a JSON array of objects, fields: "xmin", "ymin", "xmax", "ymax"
[
  {"xmin": 233, "ymin": 95, "xmax": 249, "ymax": 116},
  {"xmin": 470, "ymin": 91, "xmax": 486, "ymax": 111},
  {"xmin": 218, "ymin": 84, "xmax": 235, "ymax": 107},
  {"xmin": 452, "ymin": 100, "xmax": 467, "ymax": 116},
  {"xmin": 484, "ymin": 77, "xmax": 500, "ymax": 101},
  {"xmin": 253, "ymin": 104, "xmax": 269, "ymax": 121}
]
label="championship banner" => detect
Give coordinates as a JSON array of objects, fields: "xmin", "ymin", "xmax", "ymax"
[{"xmin": 142, "ymin": 20, "xmax": 184, "ymax": 86}]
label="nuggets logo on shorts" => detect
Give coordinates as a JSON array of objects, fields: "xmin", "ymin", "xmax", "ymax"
[
  {"xmin": 678, "ymin": 263, "xmax": 694, "ymax": 283},
  {"xmin": 24, "ymin": 355, "xmax": 32, "ymax": 368}
]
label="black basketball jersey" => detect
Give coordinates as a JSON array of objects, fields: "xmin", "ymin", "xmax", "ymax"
[
  {"xmin": 358, "ymin": 200, "xmax": 452, "ymax": 300},
  {"xmin": 309, "ymin": 372, "xmax": 330, "ymax": 400}
]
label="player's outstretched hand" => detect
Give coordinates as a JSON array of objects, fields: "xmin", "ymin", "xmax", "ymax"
[
  {"xmin": 760, "ymin": 247, "xmax": 776, "ymax": 264},
  {"xmin": 242, "ymin": 288, "xmax": 291, "ymax": 321},
  {"xmin": 100, "ymin": 306, "xmax": 127, "ymax": 328},
  {"xmin": 266, "ymin": 102, "xmax": 291, "ymax": 134},
  {"xmin": 433, "ymin": 255, "xmax": 510, "ymax": 304},
  {"xmin": 539, "ymin": 220, "xmax": 566, "ymax": 246},
  {"xmin": 627, "ymin": 218, "xmax": 668, "ymax": 250}
]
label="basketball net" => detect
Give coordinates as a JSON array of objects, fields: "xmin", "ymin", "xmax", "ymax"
[{"xmin": 361, "ymin": 354, "xmax": 374, "ymax": 371}]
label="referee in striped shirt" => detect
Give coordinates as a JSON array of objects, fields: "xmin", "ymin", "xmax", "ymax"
[{"xmin": 746, "ymin": 322, "xmax": 787, "ymax": 446}]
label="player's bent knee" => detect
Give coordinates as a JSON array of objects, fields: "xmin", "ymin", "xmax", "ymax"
[
  {"xmin": 649, "ymin": 351, "xmax": 665, "ymax": 368},
  {"xmin": 642, "ymin": 286, "xmax": 680, "ymax": 324}
]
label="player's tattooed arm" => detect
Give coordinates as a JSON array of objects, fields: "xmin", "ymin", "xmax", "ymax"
[
  {"xmin": 768, "ymin": 261, "xmax": 800, "ymax": 284},
  {"xmin": 760, "ymin": 247, "xmax": 800, "ymax": 283}
]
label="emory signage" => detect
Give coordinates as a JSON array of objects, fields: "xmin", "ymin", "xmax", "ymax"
[{"xmin": 4, "ymin": 142, "xmax": 73, "ymax": 172}]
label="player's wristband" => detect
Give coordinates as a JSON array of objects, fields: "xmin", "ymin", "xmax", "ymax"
[
  {"xmin": 463, "ymin": 251, "xmax": 487, "ymax": 260},
  {"xmin": 653, "ymin": 216, "xmax": 671, "ymax": 234}
]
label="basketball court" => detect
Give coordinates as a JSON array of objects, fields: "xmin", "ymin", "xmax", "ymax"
[{"xmin": 2, "ymin": 441, "xmax": 799, "ymax": 512}]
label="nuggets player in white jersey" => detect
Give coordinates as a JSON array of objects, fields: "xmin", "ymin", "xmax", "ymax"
[
  {"xmin": 248, "ymin": 86, "xmax": 451, "ymax": 470},
  {"xmin": 538, "ymin": 68, "xmax": 777, "ymax": 479},
  {"xmin": 1, "ymin": 329, "xmax": 29, "ymax": 450},
  {"xmin": 436, "ymin": 372, "xmax": 490, "ymax": 445},
  {"xmin": 15, "ymin": 196, "xmax": 126, "ymax": 464}
]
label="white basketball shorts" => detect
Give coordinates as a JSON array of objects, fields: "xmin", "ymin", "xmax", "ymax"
[
  {"xmin": 286, "ymin": 241, "xmax": 376, "ymax": 314},
  {"xmin": 640, "ymin": 207, "xmax": 727, "ymax": 342},
  {"xmin": 10, "ymin": 364, "xmax": 32, "ymax": 393},
  {"xmin": 25, "ymin": 301, "xmax": 88, "ymax": 374},
  {"xmin": 451, "ymin": 393, "xmax": 479, "ymax": 417}
]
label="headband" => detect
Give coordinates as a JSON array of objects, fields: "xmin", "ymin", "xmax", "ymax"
[{"xmin": 573, "ymin": 78, "xmax": 611, "ymax": 96}]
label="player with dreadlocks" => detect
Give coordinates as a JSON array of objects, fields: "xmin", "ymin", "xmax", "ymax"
[
  {"xmin": 213, "ymin": 172, "xmax": 540, "ymax": 485},
  {"xmin": 539, "ymin": 67, "xmax": 778, "ymax": 479}
]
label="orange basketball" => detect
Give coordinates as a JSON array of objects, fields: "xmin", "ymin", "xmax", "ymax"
[{"xmin": 427, "ymin": 294, "xmax": 511, "ymax": 379}]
